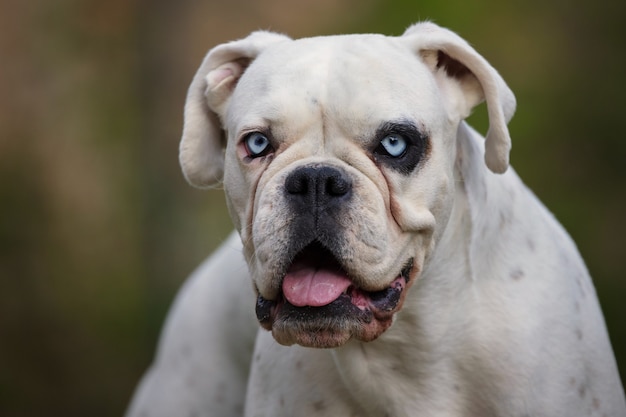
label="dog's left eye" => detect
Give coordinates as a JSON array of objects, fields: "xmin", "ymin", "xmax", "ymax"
[
  {"xmin": 244, "ymin": 132, "xmax": 273, "ymax": 157},
  {"xmin": 377, "ymin": 134, "xmax": 407, "ymax": 157},
  {"xmin": 371, "ymin": 121, "xmax": 428, "ymax": 174}
]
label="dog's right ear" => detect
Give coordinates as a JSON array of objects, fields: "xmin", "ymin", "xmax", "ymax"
[{"xmin": 180, "ymin": 31, "xmax": 290, "ymax": 188}]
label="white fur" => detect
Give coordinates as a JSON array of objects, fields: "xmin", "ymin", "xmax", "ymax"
[{"xmin": 127, "ymin": 22, "xmax": 625, "ymax": 417}]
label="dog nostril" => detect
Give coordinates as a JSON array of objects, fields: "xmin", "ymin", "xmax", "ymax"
[
  {"xmin": 326, "ymin": 174, "xmax": 351, "ymax": 196},
  {"xmin": 285, "ymin": 171, "xmax": 309, "ymax": 195}
]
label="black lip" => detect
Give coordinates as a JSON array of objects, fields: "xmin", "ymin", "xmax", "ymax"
[
  {"xmin": 368, "ymin": 284, "xmax": 403, "ymax": 311},
  {"xmin": 255, "ymin": 295, "xmax": 275, "ymax": 327},
  {"xmin": 256, "ymin": 294, "xmax": 373, "ymax": 331},
  {"xmin": 281, "ymin": 294, "xmax": 373, "ymax": 323}
]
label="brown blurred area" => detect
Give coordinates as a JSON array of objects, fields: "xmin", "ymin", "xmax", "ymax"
[{"xmin": 0, "ymin": 0, "xmax": 624, "ymax": 415}]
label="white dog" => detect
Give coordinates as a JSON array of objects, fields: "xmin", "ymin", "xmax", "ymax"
[{"xmin": 126, "ymin": 22, "xmax": 625, "ymax": 416}]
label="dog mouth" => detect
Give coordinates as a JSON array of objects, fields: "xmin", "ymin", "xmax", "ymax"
[{"xmin": 255, "ymin": 241, "xmax": 414, "ymax": 348}]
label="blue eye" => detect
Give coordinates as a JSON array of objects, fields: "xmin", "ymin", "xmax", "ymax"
[
  {"xmin": 379, "ymin": 134, "xmax": 407, "ymax": 157},
  {"xmin": 244, "ymin": 132, "xmax": 272, "ymax": 157}
]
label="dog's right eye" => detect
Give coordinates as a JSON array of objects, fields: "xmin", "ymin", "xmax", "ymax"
[{"xmin": 244, "ymin": 132, "xmax": 273, "ymax": 157}]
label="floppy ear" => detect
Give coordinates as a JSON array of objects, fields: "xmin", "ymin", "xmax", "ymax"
[
  {"xmin": 179, "ymin": 31, "xmax": 290, "ymax": 188},
  {"xmin": 401, "ymin": 22, "xmax": 516, "ymax": 174}
]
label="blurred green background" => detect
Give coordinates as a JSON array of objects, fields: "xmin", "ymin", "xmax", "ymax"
[{"xmin": 1, "ymin": 0, "xmax": 624, "ymax": 415}]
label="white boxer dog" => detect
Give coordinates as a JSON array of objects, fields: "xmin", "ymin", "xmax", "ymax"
[{"xmin": 126, "ymin": 22, "xmax": 625, "ymax": 416}]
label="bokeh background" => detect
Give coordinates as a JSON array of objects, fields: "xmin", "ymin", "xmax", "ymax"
[{"xmin": 1, "ymin": 0, "xmax": 624, "ymax": 415}]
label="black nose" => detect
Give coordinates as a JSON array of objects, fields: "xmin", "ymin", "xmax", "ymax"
[{"xmin": 285, "ymin": 166, "xmax": 352, "ymax": 207}]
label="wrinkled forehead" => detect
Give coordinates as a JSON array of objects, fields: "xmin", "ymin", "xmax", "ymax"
[{"xmin": 227, "ymin": 34, "xmax": 442, "ymax": 132}]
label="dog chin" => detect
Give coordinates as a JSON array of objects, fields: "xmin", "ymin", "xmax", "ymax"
[
  {"xmin": 268, "ymin": 297, "xmax": 395, "ymax": 348},
  {"xmin": 255, "ymin": 260, "xmax": 414, "ymax": 349}
]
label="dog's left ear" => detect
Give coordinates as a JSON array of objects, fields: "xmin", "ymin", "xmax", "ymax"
[
  {"xmin": 180, "ymin": 31, "xmax": 290, "ymax": 188},
  {"xmin": 401, "ymin": 22, "xmax": 516, "ymax": 174}
]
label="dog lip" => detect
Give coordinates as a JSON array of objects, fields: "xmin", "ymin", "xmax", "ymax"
[
  {"xmin": 255, "ymin": 256, "xmax": 415, "ymax": 334},
  {"xmin": 367, "ymin": 276, "xmax": 405, "ymax": 311},
  {"xmin": 255, "ymin": 276, "xmax": 405, "ymax": 326},
  {"xmin": 255, "ymin": 295, "xmax": 275, "ymax": 328}
]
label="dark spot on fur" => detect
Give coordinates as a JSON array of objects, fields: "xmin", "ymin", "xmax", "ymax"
[
  {"xmin": 576, "ymin": 328, "xmax": 583, "ymax": 340},
  {"xmin": 499, "ymin": 212, "xmax": 509, "ymax": 230},
  {"xmin": 576, "ymin": 274, "xmax": 587, "ymax": 299},
  {"xmin": 295, "ymin": 360, "xmax": 303, "ymax": 370},
  {"xmin": 592, "ymin": 397, "xmax": 601, "ymax": 410},
  {"xmin": 578, "ymin": 384, "xmax": 586, "ymax": 398},
  {"xmin": 510, "ymin": 268, "xmax": 525, "ymax": 281},
  {"xmin": 312, "ymin": 400, "xmax": 326, "ymax": 412},
  {"xmin": 255, "ymin": 353, "xmax": 261, "ymax": 362},
  {"xmin": 526, "ymin": 238, "xmax": 536, "ymax": 252}
]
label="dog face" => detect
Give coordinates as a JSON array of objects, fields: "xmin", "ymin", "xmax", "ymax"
[{"xmin": 180, "ymin": 23, "xmax": 515, "ymax": 348}]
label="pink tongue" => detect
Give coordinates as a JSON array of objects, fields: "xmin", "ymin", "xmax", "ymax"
[{"xmin": 282, "ymin": 262, "xmax": 352, "ymax": 307}]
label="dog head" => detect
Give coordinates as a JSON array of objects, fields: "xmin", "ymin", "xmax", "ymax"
[{"xmin": 180, "ymin": 22, "xmax": 515, "ymax": 348}]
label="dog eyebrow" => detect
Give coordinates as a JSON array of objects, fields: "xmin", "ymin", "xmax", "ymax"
[{"xmin": 375, "ymin": 120, "xmax": 423, "ymax": 138}]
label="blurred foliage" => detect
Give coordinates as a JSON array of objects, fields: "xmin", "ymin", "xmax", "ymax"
[{"xmin": 0, "ymin": 0, "xmax": 624, "ymax": 415}]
